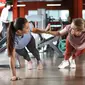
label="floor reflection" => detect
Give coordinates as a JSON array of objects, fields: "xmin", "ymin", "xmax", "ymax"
[{"xmin": 0, "ymin": 48, "xmax": 85, "ymax": 85}]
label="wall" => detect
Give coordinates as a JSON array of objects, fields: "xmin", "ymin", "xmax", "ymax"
[
  {"xmin": 18, "ymin": 0, "xmax": 73, "ymax": 17},
  {"xmin": 11, "ymin": 0, "xmax": 85, "ymax": 19}
]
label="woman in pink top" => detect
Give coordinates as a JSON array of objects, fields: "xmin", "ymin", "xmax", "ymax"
[{"xmin": 47, "ymin": 18, "xmax": 85, "ymax": 69}]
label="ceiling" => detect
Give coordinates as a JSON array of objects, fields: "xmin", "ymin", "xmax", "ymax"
[{"xmin": 18, "ymin": 0, "xmax": 62, "ymax": 2}]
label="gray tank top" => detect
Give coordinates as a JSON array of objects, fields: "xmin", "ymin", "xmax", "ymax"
[{"xmin": 14, "ymin": 23, "xmax": 34, "ymax": 49}]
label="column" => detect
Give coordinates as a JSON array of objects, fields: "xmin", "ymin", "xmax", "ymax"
[
  {"xmin": 13, "ymin": 0, "xmax": 18, "ymax": 20},
  {"xmin": 72, "ymin": 0, "xmax": 83, "ymax": 18}
]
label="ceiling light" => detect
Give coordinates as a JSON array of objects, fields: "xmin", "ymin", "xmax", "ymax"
[
  {"xmin": 47, "ymin": 4, "xmax": 61, "ymax": 6},
  {"xmin": 11, "ymin": 4, "xmax": 26, "ymax": 7},
  {"xmin": 17, "ymin": 4, "xmax": 26, "ymax": 7}
]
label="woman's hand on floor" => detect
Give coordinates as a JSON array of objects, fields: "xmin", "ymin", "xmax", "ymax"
[{"xmin": 11, "ymin": 76, "xmax": 21, "ymax": 81}]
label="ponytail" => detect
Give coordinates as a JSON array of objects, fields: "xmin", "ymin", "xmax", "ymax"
[
  {"xmin": 7, "ymin": 18, "xmax": 28, "ymax": 56},
  {"xmin": 7, "ymin": 22, "xmax": 15, "ymax": 56}
]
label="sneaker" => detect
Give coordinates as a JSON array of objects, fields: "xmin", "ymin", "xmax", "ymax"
[
  {"xmin": 28, "ymin": 61, "xmax": 32, "ymax": 70},
  {"xmin": 69, "ymin": 59, "xmax": 76, "ymax": 68},
  {"xmin": 37, "ymin": 61, "xmax": 43, "ymax": 70},
  {"xmin": 58, "ymin": 60, "xmax": 69, "ymax": 69},
  {"xmin": 69, "ymin": 56, "xmax": 72, "ymax": 63}
]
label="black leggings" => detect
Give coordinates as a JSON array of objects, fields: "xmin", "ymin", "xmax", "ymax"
[{"xmin": 16, "ymin": 36, "xmax": 40, "ymax": 62}]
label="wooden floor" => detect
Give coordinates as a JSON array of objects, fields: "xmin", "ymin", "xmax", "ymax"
[{"xmin": 0, "ymin": 50, "xmax": 85, "ymax": 85}]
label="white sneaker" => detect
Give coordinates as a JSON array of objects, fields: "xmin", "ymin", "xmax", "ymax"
[
  {"xmin": 69, "ymin": 56, "xmax": 72, "ymax": 63},
  {"xmin": 28, "ymin": 61, "xmax": 33, "ymax": 70},
  {"xmin": 58, "ymin": 60, "xmax": 69, "ymax": 69},
  {"xmin": 69, "ymin": 57, "xmax": 76, "ymax": 68}
]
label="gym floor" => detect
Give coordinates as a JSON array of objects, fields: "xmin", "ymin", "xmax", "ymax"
[{"xmin": 0, "ymin": 49, "xmax": 85, "ymax": 85}]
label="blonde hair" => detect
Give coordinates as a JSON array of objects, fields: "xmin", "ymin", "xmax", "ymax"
[{"xmin": 72, "ymin": 18, "xmax": 85, "ymax": 31}]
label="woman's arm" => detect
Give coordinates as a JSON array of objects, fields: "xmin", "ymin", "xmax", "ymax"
[
  {"xmin": 9, "ymin": 48, "xmax": 17, "ymax": 80},
  {"xmin": 31, "ymin": 24, "xmax": 69, "ymax": 36},
  {"xmin": 32, "ymin": 27, "xmax": 48, "ymax": 34},
  {"xmin": 32, "ymin": 27, "xmax": 67, "ymax": 36},
  {"xmin": 45, "ymin": 31, "xmax": 61, "ymax": 36},
  {"xmin": 31, "ymin": 23, "xmax": 51, "ymax": 34},
  {"xmin": 77, "ymin": 43, "xmax": 85, "ymax": 50},
  {"xmin": 31, "ymin": 24, "xmax": 60, "ymax": 36},
  {"xmin": 46, "ymin": 25, "xmax": 69, "ymax": 36}
]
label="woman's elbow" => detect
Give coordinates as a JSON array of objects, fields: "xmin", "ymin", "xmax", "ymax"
[{"xmin": 32, "ymin": 28, "xmax": 38, "ymax": 33}]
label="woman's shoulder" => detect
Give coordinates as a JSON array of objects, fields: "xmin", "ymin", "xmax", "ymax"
[
  {"xmin": 63, "ymin": 24, "xmax": 71, "ymax": 31},
  {"xmin": 65, "ymin": 24, "xmax": 71, "ymax": 28}
]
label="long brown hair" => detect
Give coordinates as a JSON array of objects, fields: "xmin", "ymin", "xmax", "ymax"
[
  {"xmin": 7, "ymin": 22, "xmax": 15, "ymax": 56},
  {"xmin": 7, "ymin": 17, "xmax": 28, "ymax": 56}
]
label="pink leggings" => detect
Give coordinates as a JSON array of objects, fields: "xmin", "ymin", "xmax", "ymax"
[{"xmin": 64, "ymin": 38, "xmax": 85, "ymax": 60}]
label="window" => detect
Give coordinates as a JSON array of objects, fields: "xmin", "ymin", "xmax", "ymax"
[
  {"xmin": 82, "ymin": 10, "xmax": 85, "ymax": 19},
  {"xmin": 28, "ymin": 10, "xmax": 37, "ymax": 15},
  {"xmin": 46, "ymin": 10, "xmax": 69, "ymax": 21},
  {"xmin": 59, "ymin": 10, "xmax": 69, "ymax": 21},
  {"xmin": 8, "ymin": 11, "xmax": 13, "ymax": 21}
]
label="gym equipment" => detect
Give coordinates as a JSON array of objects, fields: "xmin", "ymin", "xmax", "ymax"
[
  {"xmin": 0, "ymin": 45, "xmax": 6, "ymax": 53},
  {"xmin": 58, "ymin": 39, "xmax": 66, "ymax": 53},
  {"xmin": 38, "ymin": 18, "xmax": 64, "ymax": 57},
  {"xmin": 38, "ymin": 36, "xmax": 63, "ymax": 57},
  {"xmin": 0, "ymin": 36, "xmax": 21, "ymax": 68},
  {"xmin": 0, "ymin": 37, "xmax": 7, "ymax": 53},
  {"xmin": 0, "ymin": 36, "xmax": 6, "ymax": 46}
]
